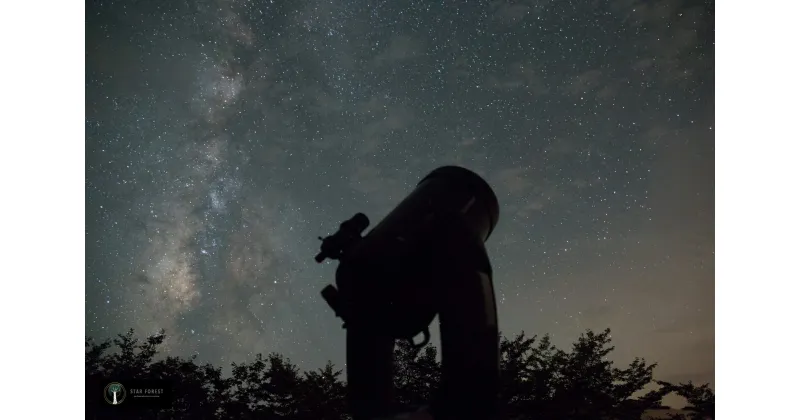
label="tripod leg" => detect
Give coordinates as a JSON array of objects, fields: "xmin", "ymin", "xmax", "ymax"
[
  {"xmin": 347, "ymin": 328, "xmax": 396, "ymax": 420},
  {"xmin": 431, "ymin": 220, "xmax": 500, "ymax": 420}
]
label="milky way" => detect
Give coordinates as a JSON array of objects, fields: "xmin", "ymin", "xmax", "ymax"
[{"xmin": 86, "ymin": 0, "xmax": 714, "ymax": 399}]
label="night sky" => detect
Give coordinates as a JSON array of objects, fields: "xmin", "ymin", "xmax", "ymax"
[{"xmin": 85, "ymin": 0, "xmax": 714, "ymax": 399}]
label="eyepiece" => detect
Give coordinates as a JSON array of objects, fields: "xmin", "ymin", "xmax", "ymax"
[
  {"xmin": 343, "ymin": 212, "xmax": 370, "ymax": 234},
  {"xmin": 315, "ymin": 213, "xmax": 371, "ymax": 263}
]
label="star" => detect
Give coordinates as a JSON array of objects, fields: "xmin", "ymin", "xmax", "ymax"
[{"xmin": 86, "ymin": 0, "xmax": 714, "ymax": 401}]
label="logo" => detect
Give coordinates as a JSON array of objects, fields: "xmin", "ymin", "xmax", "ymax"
[{"xmin": 104, "ymin": 382, "xmax": 127, "ymax": 405}]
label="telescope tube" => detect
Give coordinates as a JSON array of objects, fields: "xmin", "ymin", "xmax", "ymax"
[{"xmin": 339, "ymin": 166, "xmax": 500, "ymax": 420}]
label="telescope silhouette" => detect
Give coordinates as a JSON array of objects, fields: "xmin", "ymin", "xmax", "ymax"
[{"xmin": 315, "ymin": 166, "xmax": 500, "ymax": 420}]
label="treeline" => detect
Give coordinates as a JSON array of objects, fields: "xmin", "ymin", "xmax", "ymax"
[{"xmin": 85, "ymin": 328, "xmax": 713, "ymax": 420}]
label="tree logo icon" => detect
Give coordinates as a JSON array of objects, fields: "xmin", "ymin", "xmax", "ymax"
[{"xmin": 103, "ymin": 382, "xmax": 127, "ymax": 405}]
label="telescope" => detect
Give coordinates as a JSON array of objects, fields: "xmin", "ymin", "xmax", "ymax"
[{"xmin": 315, "ymin": 166, "xmax": 500, "ymax": 420}]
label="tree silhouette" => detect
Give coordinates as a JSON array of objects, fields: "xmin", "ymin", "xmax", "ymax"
[
  {"xmin": 86, "ymin": 329, "xmax": 227, "ymax": 420},
  {"xmin": 393, "ymin": 340, "xmax": 441, "ymax": 408},
  {"xmin": 85, "ymin": 328, "xmax": 713, "ymax": 420},
  {"xmin": 656, "ymin": 381, "xmax": 715, "ymax": 420},
  {"xmin": 496, "ymin": 328, "xmax": 675, "ymax": 420},
  {"xmin": 296, "ymin": 361, "xmax": 348, "ymax": 420}
]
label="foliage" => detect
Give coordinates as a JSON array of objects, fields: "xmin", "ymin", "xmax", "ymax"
[
  {"xmin": 85, "ymin": 328, "xmax": 713, "ymax": 420},
  {"xmin": 656, "ymin": 381, "xmax": 715, "ymax": 420}
]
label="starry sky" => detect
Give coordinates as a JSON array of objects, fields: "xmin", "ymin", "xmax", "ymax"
[{"xmin": 85, "ymin": 0, "xmax": 714, "ymax": 399}]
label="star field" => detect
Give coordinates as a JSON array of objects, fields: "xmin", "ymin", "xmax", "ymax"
[{"xmin": 86, "ymin": 0, "xmax": 714, "ymax": 396}]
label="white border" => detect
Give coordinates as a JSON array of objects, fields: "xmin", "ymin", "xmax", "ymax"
[
  {"xmin": 718, "ymin": 1, "xmax": 800, "ymax": 419},
  {"xmin": 1, "ymin": 1, "xmax": 84, "ymax": 417}
]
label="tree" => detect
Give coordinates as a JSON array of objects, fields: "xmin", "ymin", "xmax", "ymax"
[
  {"xmin": 148, "ymin": 354, "xmax": 228, "ymax": 419},
  {"xmin": 656, "ymin": 381, "xmax": 715, "ymax": 420},
  {"xmin": 85, "ymin": 328, "xmax": 714, "ymax": 420},
  {"xmin": 393, "ymin": 340, "xmax": 441, "ymax": 408},
  {"xmin": 495, "ymin": 328, "xmax": 667, "ymax": 420},
  {"xmin": 296, "ymin": 361, "xmax": 348, "ymax": 420},
  {"xmin": 225, "ymin": 353, "xmax": 306, "ymax": 419},
  {"xmin": 86, "ymin": 329, "xmax": 227, "ymax": 420}
]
